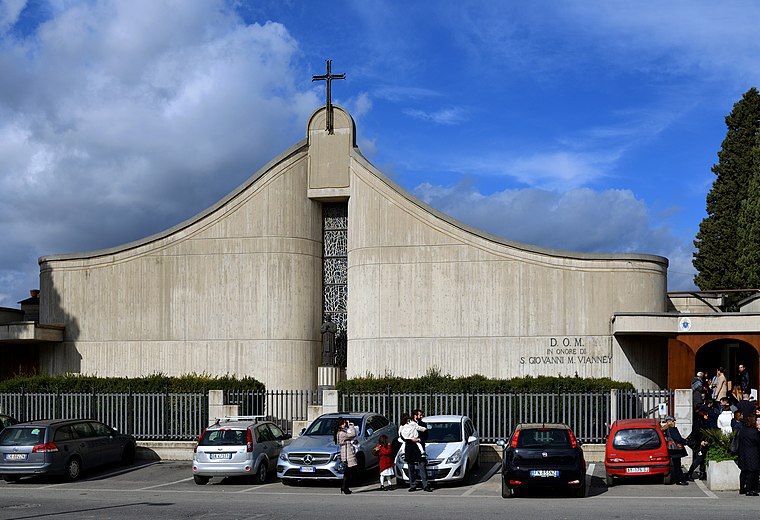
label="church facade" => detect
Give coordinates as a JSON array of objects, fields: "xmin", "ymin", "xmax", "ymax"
[{"xmin": 3, "ymin": 106, "xmax": 760, "ymax": 391}]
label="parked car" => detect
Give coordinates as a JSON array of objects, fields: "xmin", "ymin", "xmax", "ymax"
[
  {"xmin": 395, "ymin": 415, "xmax": 480, "ymax": 485},
  {"xmin": 604, "ymin": 418, "xmax": 672, "ymax": 486},
  {"xmin": 0, "ymin": 419, "xmax": 136, "ymax": 482},
  {"xmin": 498, "ymin": 422, "xmax": 586, "ymax": 498},
  {"xmin": 276, "ymin": 412, "xmax": 395, "ymax": 483},
  {"xmin": 0, "ymin": 414, "xmax": 18, "ymax": 434},
  {"xmin": 193, "ymin": 416, "xmax": 291, "ymax": 485}
]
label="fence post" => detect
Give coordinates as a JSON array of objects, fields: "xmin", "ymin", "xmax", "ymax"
[
  {"xmin": 55, "ymin": 388, "xmax": 61, "ymax": 419},
  {"xmin": 386, "ymin": 386, "xmax": 392, "ymax": 420},
  {"xmin": 609, "ymin": 389, "xmax": 618, "ymax": 426},
  {"xmin": 127, "ymin": 387, "xmax": 134, "ymax": 436},
  {"xmin": 164, "ymin": 385, "xmax": 170, "ymax": 440},
  {"xmin": 20, "ymin": 385, "xmax": 26, "ymax": 423},
  {"xmin": 91, "ymin": 386, "xmax": 97, "ymax": 420}
]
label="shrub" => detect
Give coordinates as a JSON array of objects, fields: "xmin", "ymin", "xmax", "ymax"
[
  {"xmin": 702, "ymin": 429, "xmax": 737, "ymax": 462},
  {"xmin": 336, "ymin": 368, "xmax": 634, "ymax": 393},
  {"xmin": 0, "ymin": 373, "xmax": 264, "ymax": 393}
]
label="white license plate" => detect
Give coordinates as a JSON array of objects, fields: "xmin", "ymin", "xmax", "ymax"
[
  {"xmin": 300, "ymin": 466, "xmax": 315, "ymax": 473},
  {"xmin": 530, "ymin": 470, "xmax": 559, "ymax": 477},
  {"xmin": 210, "ymin": 453, "xmax": 232, "ymax": 460},
  {"xmin": 4, "ymin": 453, "xmax": 27, "ymax": 461},
  {"xmin": 626, "ymin": 467, "xmax": 650, "ymax": 473}
]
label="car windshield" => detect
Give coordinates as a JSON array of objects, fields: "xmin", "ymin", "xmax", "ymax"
[
  {"xmin": 516, "ymin": 428, "xmax": 571, "ymax": 448},
  {"xmin": 199, "ymin": 428, "xmax": 247, "ymax": 446},
  {"xmin": 612, "ymin": 428, "xmax": 662, "ymax": 450},
  {"xmin": 0, "ymin": 427, "xmax": 46, "ymax": 446},
  {"xmin": 304, "ymin": 417, "xmax": 363, "ymax": 436},
  {"xmin": 426, "ymin": 422, "xmax": 462, "ymax": 443}
]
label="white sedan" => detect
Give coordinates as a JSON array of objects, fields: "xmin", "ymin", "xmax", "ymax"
[{"xmin": 395, "ymin": 415, "xmax": 480, "ymax": 485}]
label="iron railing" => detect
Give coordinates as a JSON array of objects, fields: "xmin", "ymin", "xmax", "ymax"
[
  {"xmin": 0, "ymin": 391, "xmax": 207, "ymax": 441},
  {"xmin": 225, "ymin": 389, "xmax": 319, "ymax": 434},
  {"xmin": 339, "ymin": 389, "xmax": 673, "ymax": 443}
]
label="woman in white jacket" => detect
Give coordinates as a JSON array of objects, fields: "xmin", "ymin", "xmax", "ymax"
[{"xmin": 717, "ymin": 400, "xmax": 734, "ymax": 433}]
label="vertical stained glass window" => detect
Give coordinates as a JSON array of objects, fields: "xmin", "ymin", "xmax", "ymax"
[{"xmin": 323, "ymin": 203, "xmax": 348, "ymax": 363}]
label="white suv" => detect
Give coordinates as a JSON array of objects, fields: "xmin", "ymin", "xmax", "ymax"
[{"xmin": 193, "ymin": 416, "xmax": 291, "ymax": 485}]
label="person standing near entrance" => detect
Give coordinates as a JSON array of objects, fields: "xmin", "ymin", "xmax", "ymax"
[
  {"xmin": 737, "ymin": 414, "xmax": 760, "ymax": 496},
  {"xmin": 738, "ymin": 364, "xmax": 751, "ymax": 400},
  {"xmin": 714, "ymin": 367, "xmax": 728, "ymax": 400}
]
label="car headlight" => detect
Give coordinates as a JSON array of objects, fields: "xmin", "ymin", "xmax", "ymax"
[
  {"xmin": 446, "ymin": 449, "xmax": 462, "ymax": 464},
  {"xmin": 279, "ymin": 453, "xmax": 288, "ymax": 461},
  {"xmin": 330, "ymin": 452, "xmax": 341, "ymax": 462}
]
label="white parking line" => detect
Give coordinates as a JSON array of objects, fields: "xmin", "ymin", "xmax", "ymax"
[
  {"xmin": 460, "ymin": 462, "xmax": 500, "ymax": 496},
  {"xmin": 138, "ymin": 476, "xmax": 194, "ymax": 490},
  {"xmin": 695, "ymin": 478, "xmax": 718, "ymax": 498}
]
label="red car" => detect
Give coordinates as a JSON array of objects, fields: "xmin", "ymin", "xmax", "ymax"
[{"xmin": 605, "ymin": 418, "xmax": 672, "ymax": 486}]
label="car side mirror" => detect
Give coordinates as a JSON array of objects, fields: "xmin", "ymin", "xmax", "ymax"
[
  {"xmin": 299, "ymin": 428, "xmax": 306, "ymax": 436},
  {"xmin": 281, "ymin": 433, "xmax": 292, "ymax": 440},
  {"xmin": 496, "ymin": 439, "xmax": 506, "ymax": 447},
  {"xmin": 467, "ymin": 435, "xmax": 477, "ymax": 444},
  {"xmin": 366, "ymin": 428, "xmax": 374, "ymax": 437}
]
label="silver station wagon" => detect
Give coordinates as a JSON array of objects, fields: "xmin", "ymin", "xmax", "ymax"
[
  {"xmin": 193, "ymin": 416, "xmax": 292, "ymax": 485},
  {"xmin": 276, "ymin": 412, "xmax": 396, "ymax": 483},
  {"xmin": 0, "ymin": 418, "xmax": 136, "ymax": 482}
]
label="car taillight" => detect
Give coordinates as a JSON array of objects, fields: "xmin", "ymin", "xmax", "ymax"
[
  {"xmin": 32, "ymin": 442, "xmax": 58, "ymax": 453},
  {"xmin": 651, "ymin": 456, "xmax": 669, "ymax": 462},
  {"xmin": 510, "ymin": 430, "xmax": 520, "ymax": 448},
  {"xmin": 194, "ymin": 429, "xmax": 206, "ymax": 453},
  {"xmin": 568, "ymin": 429, "xmax": 578, "ymax": 449},
  {"xmin": 246, "ymin": 428, "xmax": 253, "ymax": 452}
]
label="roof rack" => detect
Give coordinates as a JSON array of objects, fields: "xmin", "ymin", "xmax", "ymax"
[{"xmin": 212, "ymin": 415, "xmax": 267, "ymax": 425}]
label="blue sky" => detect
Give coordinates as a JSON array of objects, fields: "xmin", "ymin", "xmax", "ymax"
[{"xmin": 1, "ymin": 0, "xmax": 759, "ymax": 307}]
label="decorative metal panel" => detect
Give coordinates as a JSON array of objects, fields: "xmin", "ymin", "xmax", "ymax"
[{"xmin": 322, "ymin": 202, "xmax": 348, "ymax": 366}]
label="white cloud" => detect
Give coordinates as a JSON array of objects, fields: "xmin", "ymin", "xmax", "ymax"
[
  {"xmin": 0, "ymin": 1, "xmax": 320, "ymax": 306},
  {"xmin": 0, "ymin": 0, "xmax": 25, "ymax": 35},
  {"xmin": 413, "ymin": 181, "xmax": 696, "ymax": 290},
  {"xmin": 403, "ymin": 106, "xmax": 468, "ymax": 126}
]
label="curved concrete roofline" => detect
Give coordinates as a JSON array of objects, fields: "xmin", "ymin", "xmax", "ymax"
[
  {"xmin": 39, "ymin": 138, "xmax": 309, "ymax": 264},
  {"xmin": 306, "ymin": 104, "xmax": 357, "ymax": 147},
  {"xmin": 351, "ymin": 147, "xmax": 669, "ymax": 267}
]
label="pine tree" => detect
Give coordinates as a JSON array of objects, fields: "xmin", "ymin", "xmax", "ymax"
[{"xmin": 693, "ymin": 87, "xmax": 760, "ymax": 290}]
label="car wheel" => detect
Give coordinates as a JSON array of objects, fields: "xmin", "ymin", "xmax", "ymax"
[
  {"xmin": 121, "ymin": 443, "xmax": 136, "ymax": 465},
  {"xmin": 3, "ymin": 475, "xmax": 20, "ymax": 483},
  {"xmin": 255, "ymin": 462, "xmax": 268, "ymax": 484},
  {"xmin": 501, "ymin": 477, "xmax": 514, "ymax": 498},
  {"xmin": 193, "ymin": 475, "xmax": 209, "ymax": 485},
  {"xmin": 605, "ymin": 474, "xmax": 614, "ymax": 487},
  {"xmin": 64, "ymin": 457, "xmax": 82, "ymax": 481}
]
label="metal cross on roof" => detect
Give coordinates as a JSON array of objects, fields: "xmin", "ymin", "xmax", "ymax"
[{"xmin": 312, "ymin": 60, "xmax": 346, "ymax": 135}]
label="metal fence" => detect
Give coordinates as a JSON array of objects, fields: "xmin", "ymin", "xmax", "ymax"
[
  {"xmin": 225, "ymin": 389, "xmax": 319, "ymax": 434},
  {"xmin": 339, "ymin": 389, "xmax": 674, "ymax": 443},
  {"xmin": 0, "ymin": 391, "xmax": 208, "ymax": 441}
]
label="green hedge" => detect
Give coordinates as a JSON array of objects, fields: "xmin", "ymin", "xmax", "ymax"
[
  {"xmin": 0, "ymin": 373, "xmax": 265, "ymax": 393},
  {"xmin": 336, "ymin": 369, "xmax": 634, "ymax": 393}
]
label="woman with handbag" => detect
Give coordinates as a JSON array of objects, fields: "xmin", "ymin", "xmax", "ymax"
[
  {"xmin": 662, "ymin": 416, "xmax": 689, "ymax": 485},
  {"xmin": 335, "ymin": 417, "xmax": 358, "ymax": 494}
]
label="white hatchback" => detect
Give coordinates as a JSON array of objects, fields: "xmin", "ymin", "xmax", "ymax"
[
  {"xmin": 193, "ymin": 416, "xmax": 291, "ymax": 485},
  {"xmin": 395, "ymin": 415, "xmax": 480, "ymax": 485}
]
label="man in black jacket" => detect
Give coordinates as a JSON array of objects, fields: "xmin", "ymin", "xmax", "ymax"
[{"xmin": 738, "ymin": 364, "xmax": 751, "ymax": 399}]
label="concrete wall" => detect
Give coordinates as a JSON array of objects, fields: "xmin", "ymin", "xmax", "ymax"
[
  {"xmin": 347, "ymin": 153, "xmax": 669, "ymax": 382},
  {"xmin": 38, "ymin": 143, "xmax": 323, "ymax": 390}
]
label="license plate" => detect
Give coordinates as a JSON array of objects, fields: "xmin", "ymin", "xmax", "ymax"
[
  {"xmin": 4, "ymin": 453, "xmax": 27, "ymax": 461},
  {"xmin": 300, "ymin": 466, "xmax": 315, "ymax": 473},
  {"xmin": 530, "ymin": 469, "xmax": 559, "ymax": 477},
  {"xmin": 427, "ymin": 470, "xmax": 435, "ymax": 477},
  {"xmin": 626, "ymin": 467, "xmax": 650, "ymax": 473},
  {"xmin": 210, "ymin": 453, "xmax": 232, "ymax": 460}
]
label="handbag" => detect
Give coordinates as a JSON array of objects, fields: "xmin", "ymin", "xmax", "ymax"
[
  {"xmin": 666, "ymin": 430, "xmax": 687, "ymax": 457},
  {"xmin": 730, "ymin": 433, "xmax": 739, "ymax": 455}
]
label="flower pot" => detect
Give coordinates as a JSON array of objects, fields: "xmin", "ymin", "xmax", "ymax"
[{"xmin": 706, "ymin": 459, "xmax": 740, "ymax": 491}]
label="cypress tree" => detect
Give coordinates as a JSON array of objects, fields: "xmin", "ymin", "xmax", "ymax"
[
  {"xmin": 693, "ymin": 87, "xmax": 760, "ymax": 290},
  {"xmin": 736, "ymin": 138, "xmax": 760, "ymax": 287}
]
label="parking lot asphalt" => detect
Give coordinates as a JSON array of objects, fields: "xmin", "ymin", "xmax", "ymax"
[{"xmin": 0, "ymin": 461, "xmax": 749, "ymax": 520}]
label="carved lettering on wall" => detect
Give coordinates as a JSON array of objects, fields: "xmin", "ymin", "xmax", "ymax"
[{"xmin": 519, "ymin": 337, "xmax": 613, "ymax": 365}]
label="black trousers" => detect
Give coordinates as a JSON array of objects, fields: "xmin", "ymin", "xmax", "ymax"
[
  {"xmin": 341, "ymin": 465, "xmax": 355, "ymax": 491},
  {"xmin": 671, "ymin": 457, "xmax": 685, "ymax": 483},
  {"xmin": 687, "ymin": 450, "xmax": 706, "ymax": 477},
  {"xmin": 741, "ymin": 469, "xmax": 759, "ymax": 494}
]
